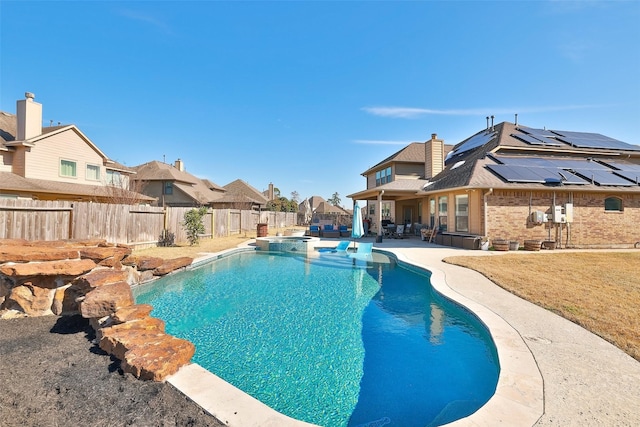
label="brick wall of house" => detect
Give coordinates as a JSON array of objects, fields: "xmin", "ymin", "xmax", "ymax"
[{"xmin": 486, "ymin": 190, "xmax": 640, "ymax": 248}]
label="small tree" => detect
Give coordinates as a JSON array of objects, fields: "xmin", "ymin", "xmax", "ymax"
[
  {"xmin": 182, "ymin": 207, "xmax": 208, "ymax": 246},
  {"xmin": 328, "ymin": 192, "xmax": 341, "ymax": 207}
]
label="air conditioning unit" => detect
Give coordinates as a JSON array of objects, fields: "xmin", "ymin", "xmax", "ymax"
[{"xmin": 530, "ymin": 210, "xmax": 546, "ymax": 225}]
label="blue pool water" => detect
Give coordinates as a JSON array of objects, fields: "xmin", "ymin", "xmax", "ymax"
[{"xmin": 133, "ymin": 250, "xmax": 499, "ymax": 427}]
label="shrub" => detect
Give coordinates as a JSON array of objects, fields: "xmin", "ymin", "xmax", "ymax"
[
  {"xmin": 158, "ymin": 229, "xmax": 175, "ymax": 247},
  {"xmin": 182, "ymin": 207, "xmax": 208, "ymax": 246}
]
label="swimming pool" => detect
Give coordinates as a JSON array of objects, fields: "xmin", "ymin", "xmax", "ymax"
[{"xmin": 133, "ymin": 250, "xmax": 499, "ymax": 426}]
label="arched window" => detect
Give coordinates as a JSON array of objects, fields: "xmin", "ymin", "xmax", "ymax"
[{"xmin": 604, "ymin": 196, "xmax": 623, "ymax": 212}]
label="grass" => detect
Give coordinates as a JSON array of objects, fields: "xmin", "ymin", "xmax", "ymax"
[
  {"xmin": 444, "ymin": 252, "xmax": 640, "ymax": 362},
  {"xmin": 134, "ymin": 236, "xmax": 640, "ymax": 362}
]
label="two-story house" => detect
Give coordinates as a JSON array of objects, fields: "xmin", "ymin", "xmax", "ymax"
[
  {"xmin": 349, "ymin": 121, "xmax": 640, "ymax": 248},
  {"xmin": 348, "ymin": 134, "xmax": 453, "ymax": 234},
  {"xmin": 0, "ymin": 93, "xmax": 151, "ymax": 203}
]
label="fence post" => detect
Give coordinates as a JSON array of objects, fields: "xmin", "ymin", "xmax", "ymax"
[
  {"xmin": 211, "ymin": 209, "xmax": 216, "ymax": 239},
  {"xmin": 68, "ymin": 203, "xmax": 74, "ymax": 239}
]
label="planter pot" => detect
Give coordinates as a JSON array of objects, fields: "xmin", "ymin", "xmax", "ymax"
[
  {"xmin": 492, "ymin": 239, "xmax": 510, "ymax": 251},
  {"xmin": 524, "ymin": 240, "xmax": 542, "ymax": 251},
  {"xmin": 542, "ymin": 240, "xmax": 557, "ymax": 250},
  {"xmin": 480, "ymin": 241, "xmax": 490, "ymax": 251},
  {"xmin": 509, "ymin": 241, "xmax": 520, "ymax": 251}
]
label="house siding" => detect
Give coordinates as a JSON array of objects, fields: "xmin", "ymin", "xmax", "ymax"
[
  {"xmin": 24, "ymin": 130, "xmax": 106, "ymax": 185},
  {"xmin": 486, "ymin": 190, "xmax": 640, "ymax": 248}
]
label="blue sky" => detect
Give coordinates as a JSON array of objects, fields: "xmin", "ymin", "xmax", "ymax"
[{"xmin": 1, "ymin": 1, "xmax": 639, "ymax": 206}]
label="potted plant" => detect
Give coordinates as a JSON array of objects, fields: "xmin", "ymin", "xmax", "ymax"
[{"xmin": 479, "ymin": 236, "xmax": 490, "ymax": 251}]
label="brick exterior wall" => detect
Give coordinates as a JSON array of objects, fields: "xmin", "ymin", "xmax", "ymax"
[{"xmin": 486, "ymin": 190, "xmax": 640, "ymax": 248}]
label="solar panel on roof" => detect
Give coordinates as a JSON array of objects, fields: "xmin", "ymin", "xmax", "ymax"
[
  {"xmin": 607, "ymin": 162, "xmax": 640, "ymax": 172},
  {"xmin": 551, "ymin": 130, "xmax": 640, "ymax": 151},
  {"xmin": 612, "ymin": 170, "xmax": 640, "ymax": 185},
  {"xmin": 569, "ymin": 168, "xmax": 636, "ymax": 186},
  {"xmin": 486, "ymin": 164, "xmax": 587, "ymax": 184},
  {"xmin": 511, "ymin": 133, "xmax": 563, "ymax": 147},
  {"xmin": 517, "ymin": 126, "xmax": 556, "ymax": 138}
]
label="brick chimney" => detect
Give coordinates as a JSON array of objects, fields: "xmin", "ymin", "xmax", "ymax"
[
  {"xmin": 424, "ymin": 133, "xmax": 444, "ymax": 179},
  {"xmin": 16, "ymin": 92, "xmax": 42, "ymax": 141}
]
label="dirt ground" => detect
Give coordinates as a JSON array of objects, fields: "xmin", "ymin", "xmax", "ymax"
[{"xmin": 0, "ymin": 314, "xmax": 225, "ymax": 427}]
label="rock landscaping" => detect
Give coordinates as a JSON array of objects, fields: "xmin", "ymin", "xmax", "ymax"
[{"xmin": 0, "ymin": 238, "xmax": 195, "ymax": 382}]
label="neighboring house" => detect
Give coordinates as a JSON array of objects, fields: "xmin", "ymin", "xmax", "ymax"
[
  {"xmin": 214, "ymin": 179, "xmax": 269, "ymax": 210},
  {"xmin": 349, "ymin": 122, "xmax": 640, "ymax": 248},
  {"xmin": 131, "ymin": 159, "xmax": 226, "ymax": 207},
  {"xmin": 0, "ymin": 93, "xmax": 151, "ymax": 203}
]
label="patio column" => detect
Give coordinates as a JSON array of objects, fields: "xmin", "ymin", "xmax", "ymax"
[{"xmin": 377, "ymin": 190, "xmax": 384, "ymax": 242}]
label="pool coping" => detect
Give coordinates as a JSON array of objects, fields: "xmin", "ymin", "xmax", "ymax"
[{"xmin": 165, "ymin": 243, "xmax": 544, "ymax": 426}]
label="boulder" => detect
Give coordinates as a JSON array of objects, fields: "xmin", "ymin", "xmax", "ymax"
[
  {"xmin": 7, "ymin": 283, "xmax": 55, "ymax": 316},
  {"xmin": 98, "ymin": 316, "xmax": 166, "ymax": 350},
  {"xmin": 51, "ymin": 284, "xmax": 78, "ymax": 315},
  {"xmin": 79, "ymin": 247, "xmax": 131, "ymax": 263},
  {"xmin": 111, "ymin": 304, "xmax": 154, "ymax": 324},
  {"xmin": 73, "ymin": 269, "xmax": 130, "ymax": 294},
  {"xmin": 0, "ymin": 246, "xmax": 80, "ymax": 263},
  {"xmin": 122, "ymin": 255, "xmax": 164, "ymax": 271},
  {"xmin": 153, "ymin": 257, "xmax": 193, "ymax": 276},
  {"xmin": 122, "ymin": 334, "xmax": 195, "ymax": 381},
  {"xmin": 80, "ymin": 281, "xmax": 134, "ymax": 319},
  {"xmin": 0, "ymin": 259, "xmax": 97, "ymax": 279}
]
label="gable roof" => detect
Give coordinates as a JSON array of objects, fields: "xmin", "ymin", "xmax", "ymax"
[
  {"xmin": 223, "ymin": 179, "xmax": 269, "ymax": 204},
  {"xmin": 132, "ymin": 161, "xmax": 200, "ymax": 184},
  {"xmin": 131, "ymin": 160, "xmax": 225, "ymax": 204},
  {"xmin": 362, "ymin": 141, "xmax": 455, "ymax": 176}
]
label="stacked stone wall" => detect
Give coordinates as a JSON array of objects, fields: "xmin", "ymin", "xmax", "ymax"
[{"xmin": 0, "ymin": 238, "xmax": 195, "ymax": 381}]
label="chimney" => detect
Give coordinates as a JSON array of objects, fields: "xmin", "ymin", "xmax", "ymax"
[
  {"xmin": 425, "ymin": 133, "xmax": 444, "ymax": 179},
  {"xmin": 268, "ymin": 182, "xmax": 274, "ymax": 200},
  {"xmin": 16, "ymin": 92, "xmax": 42, "ymax": 141},
  {"xmin": 490, "ymin": 115, "xmax": 495, "ymax": 131},
  {"xmin": 174, "ymin": 158, "xmax": 184, "ymax": 171}
]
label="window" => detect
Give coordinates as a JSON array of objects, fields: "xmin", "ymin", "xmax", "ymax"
[
  {"xmin": 604, "ymin": 197, "xmax": 623, "ymax": 212},
  {"xmin": 369, "ymin": 203, "xmax": 375, "ymax": 216},
  {"xmin": 163, "ymin": 181, "xmax": 173, "ymax": 195},
  {"xmin": 381, "ymin": 202, "xmax": 391, "ymax": 219},
  {"xmin": 60, "ymin": 159, "xmax": 77, "ymax": 177},
  {"xmin": 375, "ymin": 166, "xmax": 392, "ymax": 186},
  {"xmin": 438, "ymin": 196, "xmax": 448, "ymax": 231},
  {"xmin": 106, "ymin": 170, "xmax": 122, "ymax": 186},
  {"xmin": 455, "ymin": 194, "xmax": 469, "ymax": 232},
  {"xmin": 86, "ymin": 164, "xmax": 100, "ymax": 181},
  {"xmin": 429, "ymin": 198, "xmax": 435, "ymax": 228}
]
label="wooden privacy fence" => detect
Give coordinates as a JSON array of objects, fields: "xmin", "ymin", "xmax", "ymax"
[{"xmin": 0, "ymin": 200, "xmax": 298, "ymax": 246}]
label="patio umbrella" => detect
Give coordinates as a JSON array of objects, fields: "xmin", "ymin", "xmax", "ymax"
[
  {"xmin": 303, "ymin": 198, "xmax": 312, "ymax": 224},
  {"xmin": 351, "ymin": 201, "xmax": 364, "ymax": 249}
]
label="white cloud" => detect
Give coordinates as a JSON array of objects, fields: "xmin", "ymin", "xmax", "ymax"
[
  {"xmin": 363, "ymin": 104, "xmax": 611, "ymax": 119},
  {"xmin": 118, "ymin": 9, "xmax": 172, "ymax": 34},
  {"xmin": 353, "ymin": 139, "xmax": 413, "ymax": 145}
]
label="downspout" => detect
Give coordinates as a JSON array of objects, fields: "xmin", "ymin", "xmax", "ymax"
[
  {"xmin": 377, "ymin": 190, "xmax": 384, "ymax": 242},
  {"xmin": 483, "ymin": 188, "xmax": 493, "ymax": 238}
]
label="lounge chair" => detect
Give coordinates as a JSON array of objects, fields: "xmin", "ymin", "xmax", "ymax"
[
  {"xmin": 309, "ymin": 225, "xmax": 320, "ymax": 237},
  {"xmin": 317, "ymin": 240, "xmax": 350, "ymax": 253},
  {"xmin": 349, "ymin": 242, "xmax": 373, "ymax": 262}
]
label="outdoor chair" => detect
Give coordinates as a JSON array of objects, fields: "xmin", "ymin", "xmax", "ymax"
[
  {"xmin": 309, "ymin": 225, "xmax": 320, "ymax": 237},
  {"xmin": 392, "ymin": 224, "xmax": 405, "ymax": 239},
  {"xmin": 339, "ymin": 225, "xmax": 350, "ymax": 237},
  {"xmin": 318, "ymin": 240, "xmax": 350, "ymax": 253}
]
